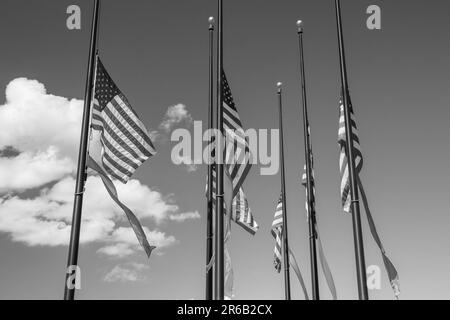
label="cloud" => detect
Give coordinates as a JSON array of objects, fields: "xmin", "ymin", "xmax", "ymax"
[
  {"xmin": 159, "ymin": 104, "xmax": 193, "ymax": 133},
  {"xmin": 97, "ymin": 243, "xmax": 135, "ymax": 259},
  {"xmin": 0, "ymin": 78, "xmax": 83, "ymax": 158},
  {"xmin": 0, "ymin": 78, "xmax": 198, "ymax": 258},
  {"xmin": 104, "ymin": 263, "xmax": 150, "ymax": 283},
  {"xmin": 0, "ymin": 78, "xmax": 81, "ymax": 193},
  {"xmin": 0, "ymin": 147, "xmax": 74, "ymax": 193},
  {"xmin": 0, "ymin": 176, "xmax": 178, "ymax": 252},
  {"xmin": 169, "ymin": 211, "xmax": 201, "ymax": 222},
  {"xmin": 98, "ymin": 227, "xmax": 177, "ymax": 258}
]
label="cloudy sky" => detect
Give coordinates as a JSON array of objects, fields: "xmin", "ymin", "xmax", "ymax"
[{"xmin": 1, "ymin": 0, "xmax": 450, "ymax": 300}]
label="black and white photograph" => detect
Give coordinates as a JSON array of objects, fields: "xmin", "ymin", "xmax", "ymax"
[{"xmin": 0, "ymin": 0, "xmax": 448, "ymax": 310}]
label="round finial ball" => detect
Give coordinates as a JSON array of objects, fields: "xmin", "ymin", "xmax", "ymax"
[
  {"xmin": 277, "ymin": 82, "xmax": 283, "ymax": 89},
  {"xmin": 208, "ymin": 17, "xmax": 215, "ymax": 24},
  {"xmin": 297, "ymin": 20, "xmax": 304, "ymax": 32}
]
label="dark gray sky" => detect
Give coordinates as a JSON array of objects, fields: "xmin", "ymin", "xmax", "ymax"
[{"xmin": 1, "ymin": 0, "xmax": 450, "ymax": 300}]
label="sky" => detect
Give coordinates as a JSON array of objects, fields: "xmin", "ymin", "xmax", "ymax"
[{"xmin": 1, "ymin": 0, "xmax": 450, "ymax": 300}]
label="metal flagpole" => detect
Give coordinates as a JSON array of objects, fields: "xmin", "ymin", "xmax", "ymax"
[
  {"xmin": 334, "ymin": 0, "xmax": 369, "ymax": 300},
  {"xmin": 206, "ymin": 16, "xmax": 215, "ymax": 301},
  {"xmin": 64, "ymin": 0, "xmax": 100, "ymax": 301},
  {"xmin": 277, "ymin": 82, "xmax": 291, "ymax": 301},
  {"xmin": 296, "ymin": 20, "xmax": 320, "ymax": 300},
  {"xmin": 215, "ymin": 0, "xmax": 225, "ymax": 301}
]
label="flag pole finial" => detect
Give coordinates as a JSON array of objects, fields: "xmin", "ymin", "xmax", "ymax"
[
  {"xmin": 209, "ymin": 16, "xmax": 215, "ymax": 28},
  {"xmin": 296, "ymin": 20, "xmax": 304, "ymax": 33},
  {"xmin": 277, "ymin": 82, "xmax": 283, "ymax": 93}
]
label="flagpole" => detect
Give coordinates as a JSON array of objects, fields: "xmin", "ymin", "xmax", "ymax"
[
  {"xmin": 64, "ymin": 0, "xmax": 100, "ymax": 301},
  {"xmin": 206, "ymin": 16, "xmax": 215, "ymax": 301},
  {"xmin": 296, "ymin": 20, "xmax": 320, "ymax": 300},
  {"xmin": 334, "ymin": 0, "xmax": 369, "ymax": 300},
  {"xmin": 277, "ymin": 82, "xmax": 291, "ymax": 300},
  {"xmin": 215, "ymin": 0, "xmax": 225, "ymax": 301}
]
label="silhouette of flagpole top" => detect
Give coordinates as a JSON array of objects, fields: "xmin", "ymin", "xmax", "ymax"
[
  {"xmin": 277, "ymin": 82, "xmax": 283, "ymax": 92},
  {"xmin": 297, "ymin": 20, "xmax": 304, "ymax": 33},
  {"xmin": 208, "ymin": 17, "xmax": 215, "ymax": 26}
]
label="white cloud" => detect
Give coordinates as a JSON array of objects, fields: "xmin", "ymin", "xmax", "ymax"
[
  {"xmin": 0, "ymin": 177, "xmax": 178, "ymax": 252},
  {"xmin": 104, "ymin": 263, "xmax": 150, "ymax": 283},
  {"xmin": 159, "ymin": 104, "xmax": 193, "ymax": 133},
  {"xmin": 109, "ymin": 227, "xmax": 176, "ymax": 247},
  {"xmin": 97, "ymin": 243, "xmax": 136, "ymax": 259},
  {"xmin": 169, "ymin": 211, "xmax": 201, "ymax": 222},
  {"xmin": 0, "ymin": 78, "xmax": 82, "ymax": 193},
  {"xmin": 0, "ymin": 147, "xmax": 74, "ymax": 193},
  {"xmin": 0, "ymin": 78, "xmax": 83, "ymax": 157},
  {"xmin": 113, "ymin": 180, "xmax": 179, "ymax": 223},
  {"xmin": 97, "ymin": 227, "xmax": 177, "ymax": 258},
  {"xmin": 0, "ymin": 78, "xmax": 198, "ymax": 258}
]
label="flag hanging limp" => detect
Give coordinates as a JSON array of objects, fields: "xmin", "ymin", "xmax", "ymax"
[
  {"xmin": 271, "ymin": 194, "xmax": 309, "ymax": 300},
  {"xmin": 88, "ymin": 56, "xmax": 157, "ymax": 258},
  {"xmin": 301, "ymin": 125, "xmax": 338, "ymax": 300},
  {"xmin": 206, "ymin": 71, "xmax": 258, "ymax": 299},
  {"xmin": 338, "ymin": 95, "xmax": 400, "ymax": 299}
]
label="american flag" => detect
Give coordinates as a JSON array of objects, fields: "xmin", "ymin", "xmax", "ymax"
[
  {"xmin": 301, "ymin": 126, "xmax": 316, "ymax": 220},
  {"xmin": 88, "ymin": 56, "xmax": 156, "ymax": 258},
  {"xmin": 338, "ymin": 96, "xmax": 362, "ymax": 213},
  {"xmin": 270, "ymin": 194, "xmax": 310, "ymax": 299},
  {"xmin": 209, "ymin": 165, "xmax": 258, "ymax": 235},
  {"xmin": 301, "ymin": 125, "xmax": 338, "ymax": 299},
  {"xmin": 222, "ymin": 71, "xmax": 252, "ymax": 198},
  {"xmin": 91, "ymin": 57, "xmax": 156, "ymax": 184},
  {"xmin": 207, "ymin": 71, "xmax": 257, "ymax": 234},
  {"xmin": 271, "ymin": 195, "xmax": 283, "ymax": 273},
  {"xmin": 301, "ymin": 165, "xmax": 315, "ymax": 220},
  {"xmin": 206, "ymin": 166, "xmax": 255, "ymax": 300},
  {"xmin": 337, "ymin": 94, "xmax": 399, "ymax": 298},
  {"xmin": 208, "ymin": 72, "xmax": 257, "ymax": 299}
]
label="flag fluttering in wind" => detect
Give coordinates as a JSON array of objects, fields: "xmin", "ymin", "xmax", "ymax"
[
  {"xmin": 338, "ymin": 96, "xmax": 400, "ymax": 299},
  {"xmin": 91, "ymin": 58, "xmax": 156, "ymax": 183},
  {"xmin": 271, "ymin": 195, "xmax": 309, "ymax": 300},
  {"xmin": 87, "ymin": 56, "xmax": 157, "ymax": 258},
  {"xmin": 207, "ymin": 71, "xmax": 257, "ymax": 299},
  {"xmin": 301, "ymin": 127, "xmax": 337, "ymax": 299}
]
